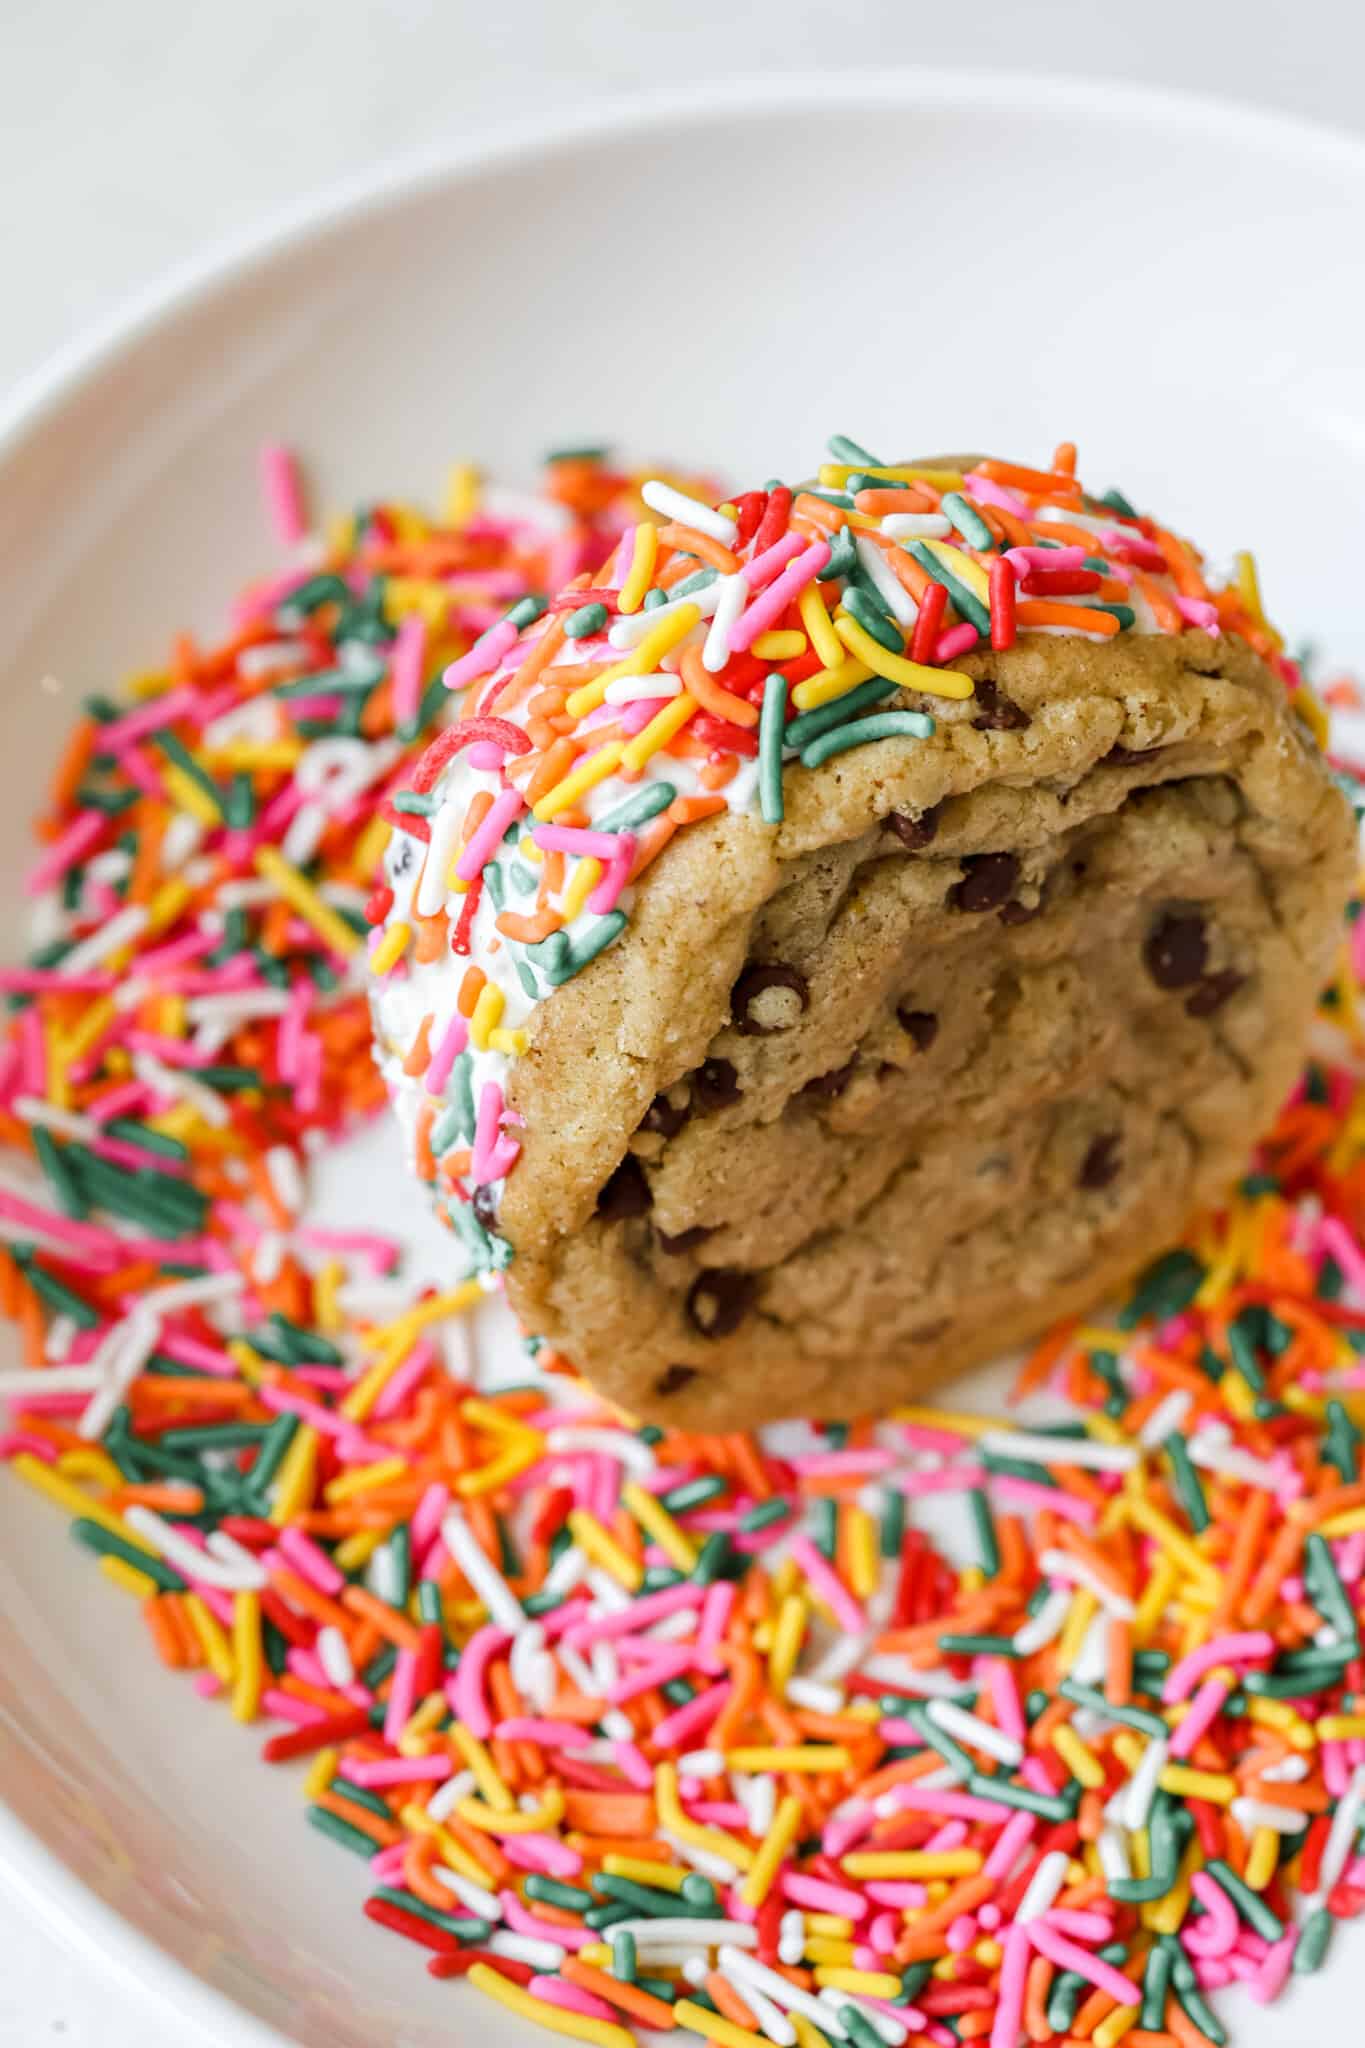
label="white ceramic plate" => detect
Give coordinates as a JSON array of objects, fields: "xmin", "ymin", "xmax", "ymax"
[{"xmin": 1, "ymin": 69, "xmax": 1363, "ymax": 2048}]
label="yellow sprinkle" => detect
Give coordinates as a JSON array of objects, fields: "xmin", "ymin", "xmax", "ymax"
[
  {"xmin": 397, "ymin": 1694, "xmax": 448, "ymax": 1754},
  {"xmin": 57, "ymin": 1446, "xmax": 123, "ymax": 1488},
  {"xmin": 751, "ymin": 630, "xmax": 808, "ymax": 660},
  {"xmin": 654, "ymin": 1761, "xmax": 753, "ymax": 1870},
  {"xmin": 1158, "ymin": 1765, "xmax": 1235, "ymax": 1804},
  {"xmin": 727, "ymin": 1746, "xmax": 852, "ymax": 1773},
  {"xmin": 1057, "ymin": 1587, "xmax": 1099, "ymax": 1672},
  {"xmin": 819, "ymin": 465, "xmax": 965, "ymax": 491},
  {"xmin": 341, "ymin": 1281, "xmax": 483, "ymax": 1421},
  {"xmin": 230, "ymin": 1591, "xmax": 263, "ymax": 1723},
  {"xmin": 11, "ymin": 1453, "xmax": 158, "ymax": 1552},
  {"xmin": 1124, "ymin": 1498, "xmax": 1221, "ymax": 1595},
  {"xmin": 145, "ymin": 874, "xmax": 195, "ymax": 936},
  {"xmin": 974, "ymin": 1938, "xmax": 1004, "ymax": 1969},
  {"xmin": 845, "ymin": 1507, "xmax": 879, "ymax": 1602},
  {"xmin": 566, "ymin": 1508, "xmax": 643, "ymax": 1591},
  {"xmin": 1319, "ymin": 1715, "xmax": 1365, "ymax": 1740},
  {"xmin": 303, "ymin": 1747, "xmax": 337, "ymax": 1802},
  {"xmin": 398, "ymin": 1801, "xmax": 495, "ymax": 1888},
  {"xmin": 768, "ymin": 1591, "xmax": 807, "ymax": 1697},
  {"xmin": 920, "ymin": 537, "xmax": 992, "ymax": 606},
  {"xmin": 813, "ymin": 1969, "xmax": 903, "ymax": 1997},
  {"xmin": 840, "ymin": 1851, "xmax": 983, "ymax": 1879},
  {"xmin": 59, "ymin": 994, "xmax": 116, "ymax": 1066},
  {"xmin": 1094, "ymin": 2004, "xmax": 1141, "ymax": 2048},
  {"xmin": 488, "ymin": 1026, "xmax": 529, "ymax": 1056},
  {"xmin": 469, "ymin": 1962, "xmax": 634, "ymax": 2048},
  {"xmin": 790, "ymin": 2017, "xmax": 835, "ymax": 2048},
  {"xmin": 1244, "ymin": 1825, "xmax": 1279, "ymax": 1891},
  {"xmin": 369, "ymin": 921, "xmax": 412, "ymax": 976},
  {"xmin": 1142, "ymin": 1835, "xmax": 1200, "ymax": 1935},
  {"xmin": 333, "ymin": 1526, "xmax": 385, "ymax": 1572},
  {"xmin": 740, "ymin": 1791, "xmax": 804, "ymax": 1908},
  {"xmin": 444, "ymin": 463, "xmax": 481, "ymax": 530},
  {"xmin": 1245, "ymin": 1696, "xmax": 1317, "ymax": 1748},
  {"xmin": 1132, "ymin": 1552, "xmax": 1178, "ymax": 1643},
  {"xmin": 269, "ymin": 1423, "xmax": 319, "ymax": 1525},
  {"xmin": 324, "ymin": 1455, "xmax": 410, "ymax": 1503},
  {"xmin": 1053, "ymin": 1723, "xmax": 1106, "ymax": 1790},
  {"xmin": 799, "ymin": 1937, "xmax": 858, "ymax": 1967},
  {"xmin": 469, "ymin": 980, "xmax": 505, "ymax": 1051},
  {"xmin": 203, "ymin": 740, "xmax": 304, "ymax": 774},
  {"xmin": 831, "ymin": 613, "xmax": 974, "ymax": 700},
  {"xmin": 160, "ymin": 761, "xmax": 222, "ymax": 826},
  {"xmin": 255, "ymin": 846, "xmax": 362, "ymax": 958},
  {"xmin": 560, "ymin": 856, "xmax": 602, "ymax": 924},
  {"xmin": 1232, "ymin": 548, "xmax": 1283, "ymax": 649},
  {"xmin": 1317, "ymin": 1506, "xmax": 1365, "ymax": 1538},
  {"xmin": 620, "ymin": 693, "xmax": 699, "ymax": 776},
  {"xmin": 805, "ymin": 1915, "xmax": 855, "ymax": 1937},
  {"xmin": 353, "ymin": 812, "xmax": 392, "ymax": 880},
  {"xmin": 226, "ymin": 1339, "xmax": 267, "ymax": 1386},
  {"xmin": 314, "ymin": 1259, "xmax": 344, "ymax": 1334},
  {"xmin": 456, "ymin": 1438, "xmax": 543, "ymax": 1497},
  {"xmin": 456, "ymin": 1787, "xmax": 566, "ymax": 1835},
  {"xmin": 890, "ymin": 1405, "xmax": 998, "ymax": 1437},
  {"xmin": 798, "ymin": 579, "xmax": 844, "ymax": 669},
  {"xmin": 601, "ymin": 1855, "xmax": 687, "ymax": 1892},
  {"xmin": 98, "ymin": 1554, "xmax": 159, "ymax": 1599},
  {"xmin": 448, "ymin": 1721, "xmax": 516, "ymax": 1809},
  {"xmin": 618, "ymin": 522, "xmax": 659, "ymax": 615},
  {"xmin": 184, "ymin": 1592, "xmax": 235, "ymax": 1683},
  {"xmin": 564, "ymin": 602, "xmax": 702, "ymax": 719},
  {"xmin": 533, "ymin": 741, "xmax": 627, "ymax": 823},
  {"xmin": 623, "ymin": 1481, "xmax": 698, "ymax": 1572},
  {"xmin": 125, "ymin": 668, "xmax": 172, "ymax": 699},
  {"xmin": 673, "ymin": 1999, "xmax": 767, "ymax": 2048}
]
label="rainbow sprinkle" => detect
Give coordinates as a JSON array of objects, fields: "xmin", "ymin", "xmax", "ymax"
[
  {"xmin": 367, "ymin": 435, "xmax": 1308, "ymax": 1280},
  {"xmin": 0, "ymin": 443, "xmax": 1363, "ymax": 2048}
]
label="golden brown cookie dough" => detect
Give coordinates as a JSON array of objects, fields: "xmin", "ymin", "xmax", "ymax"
[{"xmin": 499, "ymin": 632, "xmax": 1354, "ymax": 1426}]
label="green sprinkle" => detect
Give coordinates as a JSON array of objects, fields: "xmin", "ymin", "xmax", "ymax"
[
  {"xmin": 390, "ymin": 790, "xmax": 437, "ymax": 817},
  {"xmin": 1164, "ymin": 1432, "xmax": 1210, "ymax": 1532},
  {"xmin": 1203, "ymin": 1858, "xmax": 1284, "ymax": 1943},
  {"xmin": 543, "ymin": 912, "xmax": 627, "ymax": 985},
  {"xmin": 596, "ymin": 782, "xmax": 676, "ymax": 833},
  {"xmin": 739, "ymin": 1498, "xmax": 790, "ymax": 1534},
  {"xmin": 880, "ymin": 1488, "xmax": 905, "ymax": 1560},
  {"xmin": 1099, "ymin": 487, "xmax": 1139, "ymax": 519},
  {"xmin": 642, "ymin": 589, "xmax": 668, "ymax": 611},
  {"xmin": 448, "ymin": 1053, "xmax": 476, "ymax": 1138},
  {"xmin": 11, "ymin": 1253, "xmax": 100, "ymax": 1328},
  {"xmin": 828, "ymin": 435, "xmax": 882, "ymax": 467},
  {"xmin": 941, "ymin": 492, "xmax": 994, "ymax": 551},
  {"xmin": 1226, "ymin": 1313, "xmax": 1267, "ymax": 1391},
  {"xmin": 759, "ymin": 674, "xmax": 787, "ymax": 823},
  {"xmin": 841, "ymin": 584, "xmax": 905, "ymax": 652},
  {"xmin": 811, "ymin": 1494, "xmax": 838, "ymax": 1560},
  {"xmin": 1294, "ymin": 1905, "xmax": 1333, "ymax": 1973},
  {"xmin": 566, "ymin": 602, "xmax": 609, "ymax": 640},
  {"xmin": 506, "ymin": 595, "xmax": 547, "ymax": 630},
  {"xmin": 546, "ymin": 445, "xmax": 609, "ymax": 465},
  {"xmin": 839, "ymin": 2008, "xmax": 885, "ymax": 2048},
  {"xmin": 1324, "ymin": 1398, "xmax": 1362, "ymax": 1481},
  {"xmin": 966, "ymin": 1488, "xmax": 1001, "ymax": 1577},
  {"xmin": 1118, "ymin": 1248, "xmax": 1205, "ymax": 1329},
  {"xmin": 940, "ymin": 1632, "xmax": 1015, "ymax": 1658},
  {"xmin": 1173, "ymin": 1978, "xmax": 1226, "ymax": 2046},
  {"xmin": 845, "ymin": 473, "xmax": 903, "ymax": 496},
  {"xmin": 966, "ymin": 1773, "xmax": 1077, "ymax": 1822},
  {"xmin": 159, "ymin": 1422, "xmax": 270, "ymax": 1452},
  {"xmin": 1140, "ymin": 1942, "xmax": 1173, "ymax": 2028},
  {"xmin": 659, "ymin": 1476, "xmax": 727, "ymax": 1514},
  {"xmin": 152, "ymin": 730, "xmax": 225, "ymax": 816},
  {"xmin": 980, "ymin": 1451, "xmax": 1056, "ymax": 1487},
  {"xmin": 906, "ymin": 541, "xmax": 991, "ymax": 637},
  {"xmin": 1304, "ymin": 1531, "xmax": 1359, "ymax": 1644},
  {"xmin": 670, "ymin": 568, "xmax": 719, "ymax": 600},
  {"xmin": 483, "ymin": 861, "xmax": 506, "ymax": 913},
  {"xmin": 105, "ymin": 1119, "xmax": 190, "ymax": 1163},
  {"xmin": 1057, "ymin": 1679, "xmax": 1166, "ymax": 1737},
  {"xmin": 525, "ymin": 1874, "xmax": 594, "ymax": 1912},
  {"xmin": 612, "ymin": 1930, "xmax": 638, "ymax": 1982},
  {"xmin": 690, "ymin": 1531, "xmax": 731, "ymax": 1585},
  {"xmin": 371, "ymin": 1886, "xmax": 490, "ymax": 1942},
  {"xmin": 333, "ymin": 1774, "xmax": 399, "ymax": 1821},
  {"xmin": 1090, "ymin": 602, "xmax": 1136, "ymax": 630},
  {"xmin": 784, "ymin": 677, "xmax": 899, "ymax": 751},
  {"xmin": 307, "ymin": 1806, "xmax": 377, "ymax": 1858},
  {"xmin": 800, "ymin": 710, "xmax": 934, "ymax": 771},
  {"xmin": 819, "ymin": 528, "xmax": 858, "ymax": 583},
  {"xmin": 71, "ymin": 1519, "xmax": 186, "ymax": 1590}
]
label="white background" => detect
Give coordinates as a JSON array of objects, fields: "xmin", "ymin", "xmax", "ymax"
[{"xmin": 2, "ymin": 1, "xmax": 1363, "ymax": 2040}]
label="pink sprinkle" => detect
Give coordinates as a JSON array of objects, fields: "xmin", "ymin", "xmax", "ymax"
[
  {"xmin": 1027, "ymin": 1925, "xmax": 1139, "ymax": 2006},
  {"xmin": 985, "ymin": 1660, "xmax": 1026, "ymax": 1745},
  {"xmin": 1175, "ymin": 594, "xmax": 1221, "ymax": 635},
  {"xmin": 787, "ymin": 1534, "xmax": 866, "ymax": 1635},
  {"xmin": 610, "ymin": 1740, "xmax": 655, "ymax": 1791},
  {"xmin": 369, "ymin": 1844, "xmax": 409, "ymax": 1885},
  {"xmin": 787, "ymin": 1448, "xmax": 896, "ymax": 1478},
  {"xmin": 892, "ymin": 1464, "xmax": 985, "ymax": 1499},
  {"xmin": 1319, "ymin": 1217, "xmax": 1365, "ymax": 1297},
  {"xmin": 446, "ymin": 1622, "xmax": 510, "ymax": 1737},
  {"xmin": 945, "ymin": 1915, "xmax": 977, "ymax": 1954},
  {"xmin": 259, "ymin": 442, "xmax": 308, "ymax": 548},
  {"xmin": 277, "ymin": 1525, "xmax": 346, "ymax": 1594},
  {"xmin": 0, "ymin": 969, "xmax": 116, "ymax": 996},
  {"xmin": 1004, "ymin": 546, "xmax": 1087, "ymax": 576},
  {"xmin": 532, "ymin": 824, "xmax": 623, "ymax": 861},
  {"xmin": 444, "ymin": 619, "xmax": 519, "ymax": 692},
  {"xmin": 782, "ymin": 1873, "xmax": 868, "ymax": 1919},
  {"xmin": 650, "ymin": 1681, "xmax": 731, "ymax": 1751},
  {"xmin": 984, "ymin": 1809, "xmax": 1037, "ymax": 1881},
  {"xmin": 455, "ymin": 785, "xmax": 526, "ymax": 883},
  {"xmin": 964, "ymin": 474, "xmax": 1032, "ymax": 519},
  {"xmin": 989, "ymin": 1926, "xmax": 1032, "ymax": 2048},
  {"xmin": 500, "ymin": 1834, "xmax": 583, "ymax": 1879},
  {"xmin": 563, "ymin": 1582, "xmax": 702, "ymax": 1651},
  {"xmin": 1185, "ymin": 1872, "xmax": 1240, "ymax": 1956},
  {"xmin": 586, "ymin": 842, "xmax": 636, "ymax": 917},
  {"xmin": 262, "ymin": 1688, "xmax": 324, "ymax": 1727},
  {"xmin": 1101, "ymin": 527, "xmax": 1167, "ymax": 569},
  {"xmin": 696, "ymin": 1582, "xmax": 736, "ymax": 1663},
  {"xmin": 100, "ymin": 685, "xmax": 202, "ymax": 755},
  {"xmin": 529, "ymin": 1978, "xmax": 616, "ymax": 2023},
  {"xmin": 1169, "ymin": 1673, "xmax": 1230, "ymax": 1758},
  {"xmin": 935, "ymin": 622, "xmax": 980, "ymax": 663},
  {"xmin": 25, "ymin": 811, "xmax": 109, "ymax": 898},
  {"xmin": 883, "ymin": 1785, "xmax": 1013, "ymax": 1827},
  {"xmin": 993, "ymin": 1475, "xmax": 1098, "ymax": 1524},
  {"xmin": 383, "ymin": 1647, "xmax": 418, "ymax": 1746},
  {"xmin": 1163, "ymin": 1631, "xmax": 1276, "ymax": 1703},
  {"xmin": 619, "ymin": 693, "xmax": 673, "ymax": 735},
  {"xmin": 1044, "ymin": 1909, "xmax": 1112, "ymax": 1942},
  {"xmin": 297, "ymin": 1228, "xmax": 400, "ymax": 1274},
  {"xmin": 193, "ymin": 1672, "xmax": 223, "ymax": 1699},
  {"xmin": 740, "ymin": 529, "xmax": 806, "ymax": 592},
  {"xmin": 728, "ymin": 540, "xmax": 831, "ymax": 653},
  {"xmin": 389, "ymin": 614, "xmax": 428, "ymax": 731},
  {"xmin": 371, "ymin": 1340, "xmax": 437, "ymax": 1423},
  {"xmin": 606, "ymin": 1645, "xmax": 693, "ymax": 1704},
  {"xmin": 896, "ymin": 1423, "xmax": 977, "ymax": 1455},
  {"xmin": 0, "ymin": 1431, "xmax": 59, "ymax": 1462},
  {"xmin": 494, "ymin": 1718, "xmax": 593, "ymax": 1747},
  {"xmin": 865, "ymin": 1882, "xmax": 929, "ymax": 1909},
  {"xmin": 410, "ymin": 1483, "xmax": 450, "ymax": 1560},
  {"xmin": 347, "ymin": 1753, "xmax": 453, "ymax": 1788}
]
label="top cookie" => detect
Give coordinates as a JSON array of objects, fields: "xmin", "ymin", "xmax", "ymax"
[{"xmin": 368, "ymin": 439, "xmax": 1354, "ymax": 1425}]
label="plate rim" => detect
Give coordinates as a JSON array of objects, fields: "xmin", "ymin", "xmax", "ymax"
[{"xmin": 3, "ymin": 61, "xmax": 1365, "ymax": 2048}]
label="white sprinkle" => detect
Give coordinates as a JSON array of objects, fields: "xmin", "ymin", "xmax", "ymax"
[
  {"xmin": 926, "ymin": 1699, "xmax": 1023, "ymax": 1767},
  {"xmin": 1261, "ymin": 1753, "xmax": 1310, "ymax": 1784},
  {"xmin": 1039, "ymin": 1548, "xmax": 1136, "ymax": 1621},
  {"xmin": 1231, "ymin": 1796, "xmax": 1309, "ymax": 1836},
  {"xmin": 778, "ymin": 1910, "xmax": 806, "ymax": 1969},
  {"xmin": 186, "ymin": 989, "xmax": 297, "ymax": 1025},
  {"xmin": 440, "ymin": 1507, "xmax": 525, "ymax": 1632},
  {"xmin": 622, "ymin": 1918, "xmax": 757, "ymax": 1950},
  {"xmin": 1014, "ymin": 1848, "xmax": 1070, "ymax": 1924},
  {"xmin": 78, "ymin": 1311, "xmax": 161, "ymax": 1441},
  {"xmin": 485, "ymin": 1931, "xmax": 565, "ymax": 1971},
  {"xmin": 436, "ymin": 1866, "xmax": 501, "ymax": 1919},
  {"xmin": 254, "ymin": 1231, "xmax": 285, "ymax": 1286},
  {"xmin": 0, "ymin": 1363, "xmax": 103, "ymax": 1398},
  {"xmin": 416, "ymin": 798, "xmax": 464, "ymax": 919},
  {"xmin": 56, "ymin": 903, "xmax": 149, "ymax": 976},
  {"xmin": 146, "ymin": 1270, "xmax": 245, "ymax": 1316},
  {"xmin": 737, "ymin": 1772, "xmax": 777, "ymax": 1840},
  {"xmin": 1097, "ymin": 1827, "xmax": 1131, "ymax": 1885},
  {"xmin": 1316, "ymin": 1765, "xmax": 1365, "ymax": 1900},
  {"xmin": 1187, "ymin": 1430, "xmax": 1282, "ymax": 1490},
  {"xmin": 810, "ymin": 1632, "xmax": 875, "ymax": 1685},
  {"xmin": 317, "ymin": 1626, "xmax": 355, "ymax": 1688},
  {"xmin": 678, "ymin": 1749, "xmax": 725, "ymax": 1779},
  {"xmin": 702, "ymin": 573, "xmax": 748, "ymax": 672},
  {"xmin": 265, "ymin": 1145, "xmax": 306, "ymax": 1216},
  {"xmin": 606, "ymin": 582, "xmax": 723, "ymax": 649},
  {"xmin": 1123, "ymin": 1736, "xmax": 1169, "ymax": 1832},
  {"xmin": 426, "ymin": 1770, "xmax": 477, "ymax": 1823},
  {"xmin": 717, "ymin": 1958, "xmax": 797, "ymax": 2044},
  {"xmin": 880, "ymin": 513, "xmax": 952, "ymax": 542},
  {"xmin": 43, "ymin": 1313, "xmax": 76, "ymax": 1363},
  {"xmin": 1137, "ymin": 1389, "xmax": 1193, "ymax": 1450},
  {"xmin": 723, "ymin": 1949, "xmax": 845, "ymax": 2037},
  {"xmin": 161, "ymin": 813, "xmax": 205, "ymax": 871},
  {"xmin": 978, "ymin": 1429, "xmax": 1138, "ymax": 1473},
  {"xmin": 599, "ymin": 1708, "xmax": 635, "ymax": 1743},
  {"xmin": 1013, "ymin": 1586, "xmax": 1072, "ymax": 1656},
  {"xmin": 603, "ymin": 672, "xmax": 683, "ymax": 705},
  {"xmin": 125, "ymin": 1504, "xmax": 266, "ymax": 1590},
  {"xmin": 555, "ymin": 1642, "xmax": 601, "ymax": 1701},
  {"xmin": 131, "ymin": 1051, "xmax": 230, "ymax": 1126},
  {"xmin": 545, "ymin": 1427, "xmax": 657, "ymax": 1477},
  {"xmin": 640, "ymin": 480, "xmax": 738, "ymax": 548},
  {"xmin": 680, "ymin": 1958, "xmax": 708, "ymax": 1988},
  {"xmin": 785, "ymin": 1677, "xmax": 846, "ymax": 1715},
  {"xmin": 658, "ymin": 1828, "xmax": 738, "ymax": 1883},
  {"xmin": 1072, "ymin": 1613, "xmax": 1110, "ymax": 1689},
  {"xmin": 233, "ymin": 642, "xmax": 310, "ymax": 686},
  {"xmin": 853, "ymin": 535, "xmax": 918, "ymax": 628}
]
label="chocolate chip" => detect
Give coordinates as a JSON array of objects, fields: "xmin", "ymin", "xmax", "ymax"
[
  {"xmin": 896, "ymin": 1007, "xmax": 939, "ymax": 1052},
  {"xmin": 657, "ymin": 1223, "xmax": 716, "ymax": 1255},
  {"xmin": 731, "ymin": 962, "xmax": 810, "ymax": 1036},
  {"xmin": 802, "ymin": 1057, "xmax": 858, "ymax": 1099},
  {"xmin": 653, "ymin": 1364, "xmax": 697, "ymax": 1397},
  {"xmin": 686, "ymin": 1269, "xmax": 757, "ymax": 1338},
  {"xmin": 970, "ymin": 678, "xmax": 1031, "ymax": 732},
  {"xmin": 999, "ymin": 899, "xmax": 1041, "ymax": 926},
  {"xmin": 1185, "ymin": 969, "xmax": 1245, "ymax": 1018},
  {"xmin": 949, "ymin": 852, "xmax": 1020, "ymax": 913},
  {"xmin": 1144, "ymin": 910, "xmax": 1209, "ymax": 990},
  {"xmin": 596, "ymin": 1154, "xmax": 652, "ymax": 1221},
  {"xmin": 1101, "ymin": 742, "xmax": 1167, "ymax": 766},
  {"xmin": 884, "ymin": 803, "xmax": 942, "ymax": 850},
  {"xmin": 471, "ymin": 1185, "xmax": 499, "ymax": 1232},
  {"xmin": 1078, "ymin": 1131, "xmax": 1121, "ymax": 1190},
  {"xmin": 640, "ymin": 1092, "xmax": 688, "ymax": 1139},
  {"xmin": 692, "ymin": 1058, "xmax": 741, "ymax": 1111},
  {"xmin": 908, "ymin": 1318, "xmax": 951, "ymax": 1343}
]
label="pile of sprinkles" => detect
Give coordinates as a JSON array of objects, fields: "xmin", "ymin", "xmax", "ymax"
[
  {"xmin": 367, "ymin": 435, "xmax": 1308, "ymax": 1276},
  {"xmin": 0, "ymin": 440, "xmax": 1363, "ymax": 2048}
]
